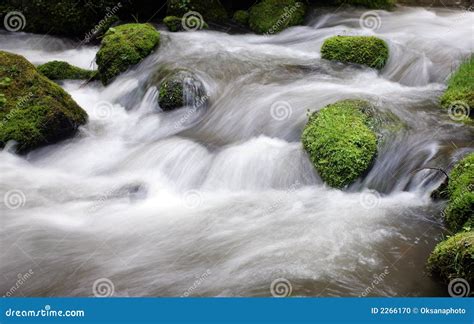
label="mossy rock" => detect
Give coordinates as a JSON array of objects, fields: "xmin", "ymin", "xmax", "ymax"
[
  {"xmin": 0, "ymin": 51, "xmax": 88, "ymax": 153},
  {"xmin": 427, "ymin": 231, "xmax": 474, "ymax": 283},
  {"xmin": 440, "ymin": 55, "xmax": 473, "ymax": 120},
  {"xmin": 96, "ymin": 23, "xmax": 160, "ymax": 85},
  {"xmin": 334, "ymin": 0, "xmax": 395, "ymax": 9},
  {"xmin": 444, "ymin": 153, "xmax": 474, "ymax": 232},
  {"xmin": 321, "ymin": 36, "xmax": 389, "ymax": 70},
  {"xmin": 167, "ymin": 0, "xmax": 227, "ymax": 23},
  {"xmin": 37, "ymin": 61, "xmax": 97, "ymax": 81},
  {"xmin": 163, "ymin": 16, "xmax": 184, "ymax": 32},
  {"xmin": 248, "ymin": 0, "xmax": 306, "ymax": 34},
  {"xmin": 233, "ymin": 10, "xmax": 249, "ymax": 26},
  {"xmin": 301, "ymin": 100, "xmax": 377, "ymax": 188},
  {"xmin": 157, "ymin": 70, "xmax": 207, "ymax": 111}
]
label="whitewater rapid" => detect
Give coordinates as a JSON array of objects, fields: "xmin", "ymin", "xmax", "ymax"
[{"xmin": 1, "ymin": 6, "xmax": 473, "ymax": 297}]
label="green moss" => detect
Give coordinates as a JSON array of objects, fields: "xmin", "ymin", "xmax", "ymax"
[
  {"xmin": 163, "ymin": 16, "xmax": 184, "ymax": 32},
  {"xmin": 167, "ymin": 0, "xmax": 227, "ymax": 23},
  {"xmin": 321, "ymin": 36, "xmax": 389, "ymax": 70},
  {"xmin": 444, "ymin": 153, "xmax": 474, "ymax": 232},
  {"xmin": 37, "ymin": 61, "xmax": 97, "ymax": 80},
  {"xmin": 233, "ymin": 10, "xmax": 249, "ymax": 26},
  {"xmin": 159, "ymin": 76, "xmax": 184, "ymax": 111},
  {"xmin": 96, "ymin": 23, "xmax": 160, "ymax": 85},
  {"xmin": 0, "ymin": 51, "xmax": 87, "ymax": 153},
  {"xmin": 248, "ymin": 0, "xmax": 306, "ymax": 34},
  {"xmin": 440, "ymin": 56, "xmax": 473, "ymax": 120},
  {"xmin": 301, "ymin": 100, "xmax": 377, "ymax": 188},
  {"xmin": 427, "ymin": 231, "xmax": 474, "ymax": 283},
  {"xmin": 157, "ymin": 70, "xmax": 207, "ymax": 111}
]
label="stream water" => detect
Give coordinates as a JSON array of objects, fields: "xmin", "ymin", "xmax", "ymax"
[{"xmin": 0, "ymin": 6, "xmax": 473, "ymax": 297}]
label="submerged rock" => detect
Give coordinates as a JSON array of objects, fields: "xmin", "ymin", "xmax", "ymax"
[
  {"xmin": 248, "ymin": 0, "xmax": 306, "ymax": 34},
  {"xmin": 301, "ymin": 100, "xmax": 378, "ymax": 188},
  {"xmin": 96, "ymin": 23, "xmax": 160, "ymax": 85},
  {"xmin": 0, "ymin": 51, "xmax": 88, "ymax": 153},
  {"xmin": 440, "ymin": 55, "xmax": 473, "ymax": 121},
  {"xmin": 157, "ymin": 71, "xmax": 208, "ymax": 111},
  {"xmin": 37, "ymin": 61, "xmax": 97, "ymax": 81},
  {"xmin": 321, "ymin": 36, "xmax": 389, "ymax": 70},
  {"xmin": 427, "ymin": 231, "xmax": 474, "ymax": 284}
]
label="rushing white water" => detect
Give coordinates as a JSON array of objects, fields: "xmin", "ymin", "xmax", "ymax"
[{"xmin": 1, "ymin": 7, "xmax": 473, "ymax": 297}]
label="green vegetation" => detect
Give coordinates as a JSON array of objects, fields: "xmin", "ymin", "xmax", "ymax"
[
  {"xmin": 164, "ymin": 16, "xmax": 184, "ymax": 32},
  {"xmin": 248, "ymin": 0, "xmax": 306, "ymax": 34},
  {"xmin": 96, "ymin": 23, "xmax": 160, "ymax": 85},
  {"xmin": 37, "ymin": 61, "xmax": 97, "ymax": 80},
  {"xmin": 233, "ymin": 10, "xmax": 249, "ymax": 26},
  {"xmin": 440, "ymin": 56, "xmax": 473, "ymax": 120},
  {"xmin": 444, "ymin": 153, "xmax": 474, "ymax": 232},
  {"xmin": 167, "ymin": 0, "xmax": 228, "ymax": 23},
  {"xmin": 427, "ymin": 231, "xmax": 474, "ymax": 283},
  {"xmin": 0, "ymin": 51, "xmax": 87, "ymax": 153},
  {"xmin": 301, "ymin": 100, "xmax": 377, "ymax": 188},
  {"xmin": 321, "ymin": 36, "xmax": 389, "ymax": 70}
]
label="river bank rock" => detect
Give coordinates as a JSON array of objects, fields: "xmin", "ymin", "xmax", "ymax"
[
  {"xmin": 301, "ymin": 99, "xmax": 377, "ymax": 188},
  {"xmin": 321, "ymin": 36, "xmax": 389, "ymax": 70},
  {"xmin": 440, "ymin": 55, "xmax": 473, "ymax": 122},
  {"xmin": 157, "ymin": 70, "xmax": 208, "ymax": 111},
  {"xmin": 444, "ymin": 153, "xmax": 474, "ymax": 232},
  {"xmin": 96, "ymin": 23, "xmax": 160, "ymax": 85},
  {"xmin": 38, "ymin": 61, "xmax": 97, "ymax": 81},
  {"xmin": 167, "ymin": 0, "xmax": 228, "ymax": 23},
  {"xmin": 427, "ymin": 231, "xmax": 473, "ymax": 284},
  {"xmin": 248, "ymin": 0, "xmax": 306, "ymax": 34},
  {"xmin": 0, "ymin": 51, "xmax": 88, "ymax": 153},
  {"xmin": 163, "ymin": 16, "xmax": 209, "ymax": 32}
]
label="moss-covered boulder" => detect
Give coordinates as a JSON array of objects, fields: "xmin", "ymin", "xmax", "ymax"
[
  {"xmin": 427, "ymin": 231, "xmax": 474, "ymax": 283},
  {"xmin": 444, "ymin": 153, "xmax": 474, "ymax": 232},
  {"xmin": 248, "ymin": 0, "xmax": 306, "ymax": 34},
  {"xmin": 37, "ymin": 61, "xmax": 97, "ymax": 81},
  {"xmin": 440, "ymin": 56, "xmax": 473, "ymax": 120},
  {"xmin": 167, "ymin": 0, "xmax": 227, "ymax": 23},
  {"xmin": 157, "ymin": 71, "xmax": 207, "ymax": 111},
  {"xmin": 233, "ymin": 10, "xmax": 249, "ymax": 26},
  {"xmin": 96, "ymin": 23, "xmax": 160, "ymax": 85},
  {"xmin": 0, "ymin": 51, "xmax": 88, "ymax": 153},
  {"xmin": 301, "ymin": 100, "xmax": 377, "ymax": 188},
  {"xmin": 321, "ymin": 36, "xmax": 389, "ymax": 70}
]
